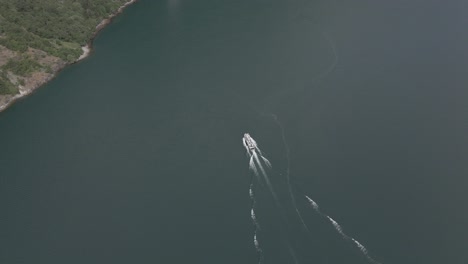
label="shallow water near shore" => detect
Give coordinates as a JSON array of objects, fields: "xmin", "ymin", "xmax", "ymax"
[{"xmin": 1, "ymin": 0, "xmax": 468, "ymax": 263}]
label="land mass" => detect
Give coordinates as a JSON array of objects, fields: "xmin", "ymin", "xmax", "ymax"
[{"xmin": 0, "ymin": 0, "xmax": 136, "ymax": 112}]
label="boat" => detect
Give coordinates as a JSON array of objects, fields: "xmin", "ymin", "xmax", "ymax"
[{"xmin": 243, "ymin": 133, "xmax": 257, "ymax": 153}]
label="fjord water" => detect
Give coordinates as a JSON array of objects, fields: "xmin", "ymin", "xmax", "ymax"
[{"xmin": 1, "ymin": 0, "xmax": 468, "ymax": 263}]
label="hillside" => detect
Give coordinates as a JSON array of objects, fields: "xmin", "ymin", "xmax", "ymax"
[{"xmin": 0, "ymin": 0, "xmax": 132, "ymax": 108}]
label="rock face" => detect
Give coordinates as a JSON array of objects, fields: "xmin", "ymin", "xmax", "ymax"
[
  {"xmin": 0, "ymin": 46, "xmax": 67, "ymax": 111},
  {"xmin": 0, "ymin": 0, "xmax": 137, "ymax": 113}
]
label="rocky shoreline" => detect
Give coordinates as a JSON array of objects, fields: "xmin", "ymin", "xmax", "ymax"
[
  {"xmin": 76, "ymin": 0, "xmax": 138, "ymax": 62},
  {"xmin": 0, "ymin": 0, "xmax": 137, "ymax": 113}
]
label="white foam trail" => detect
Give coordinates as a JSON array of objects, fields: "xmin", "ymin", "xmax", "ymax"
[
  {"xmin": 250, "ymin": 156, "xmax": 265, "ymax": 186},
  {"xmin": 253, "ymin": 152, "xmax": 268, "ymax": 178},
  {"xmin": 250, "ymin": 208, "xmax": 260, "ymax": 230},
  {"xmin": 305, "ymin": 195, "xmax": 382, "ymax": 264},
  {"xmin": 251, "ymin": 208, "xmax": 256, "ymax": 221},
  {"xmin": 255, "ymin": 146, "xmax": 263, "ymax": 156},
  {"xmin": 249, "ymin": 156, "xmax": 259, "ymax": 177},
  {"xmin": 254, "ymin": 233, "xmax": 260, "ymax": 248},
  {"xmin": 249, "ymin": 183, "xmax": 264, "ymax": 264},
  {"xmin": 326, "ymin": 216, "xmax": 347, "ymax": 239},
  {"xmin": 250, "ymin": 205, "xmax": 260, "ymax": 230},
  {"xmin": 243, "ymin": 138, "xmax": 251, "ymax": 156},
  {"xmin": 305, "ymin": 195, "xmax": 319, "ymax": 211},
  {"xmin": 352, "ymin": 238, "xmax": 368, "ymax": 254},
  {"xmin": 253, "ymin": 232, "xmax": 264, "ymax": 264},
  {"xmin": 253, "ymin": 152, "xmax": 279, "ymax": 204},
  {"xmin": 261, "ymin": 156, "xmax": 272, "ymax": 169},
  {"xmin": 351, "ymin": 238, "xmax": 381, "ymax": 264}
]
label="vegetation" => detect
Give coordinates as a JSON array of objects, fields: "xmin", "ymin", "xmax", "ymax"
[
  {"xmin": 4, "ymin": 56, "xmax": 41, "ymax": 76},
  {"xmin": 0, "ymin": 73, "xmax": 18, "ymax": 94},
  {"xmin": 0, "ymin": 0, "xmax": 129, "ymax": 95}
]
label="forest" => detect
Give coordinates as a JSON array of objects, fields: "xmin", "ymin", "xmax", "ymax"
[{"xmin": 0, "ymin": 0, "xmax": 129, "ymax": 94}]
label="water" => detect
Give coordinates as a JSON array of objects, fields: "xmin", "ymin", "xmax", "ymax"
[{"xmin": 1, "ymin": 0, "xmax": 468, "ymax": 263}]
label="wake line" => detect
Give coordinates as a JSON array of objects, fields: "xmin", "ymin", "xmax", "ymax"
[
  {"xmin": 294, "ymin": 12, "xmax": 339, "ymax": 84},
  {"xmin": 305, "ymin": 196, "xmax": 319, "ymax": 211},
  {"xmin": 261, "ymin": 156, "xmax": 272, "ymax": 169},
  {"xmin": 326, "ymin": 216, "xmax": 347, "ymax": 238},
  {"xmin": 244, "ymin": 132, "xmax": 307, "ymax": 264},
  {"xmin": 249, "ymin": 156, "xmax": 261, "ymax": 183},
  {"xmin": 253, "ymin": 232, "xmax": 263, "ymax": 261},
  {"xmin": 249, "ymin": 182, "xmax": 264, "ymax": 264},
  {"xmin": 253, "ymin": 151, "xmax": 280, "ymax": 205},
  {"xmin": 253, "ymin": 152, "xmax": 268, "ymax": 179},
  {"xmin": 313, "ymin": 31, "xmax": 339, "ymax": 82},
  {"xmin": 246, "ymin": 135, "xmax": 280, "ymax": 207},
  {"xmin": 288, "ymin": 245, "xmax": 299, "ymax": 264},
  {"xmin": 272, "ymin": 114, "xmax": 309, "ymax": 233},
  {"xmin": 304, "ymin": 195, "xmax": 382, "ymax": 264}
]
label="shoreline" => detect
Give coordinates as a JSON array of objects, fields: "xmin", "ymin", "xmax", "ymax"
[
  {"xmin": 0, "ymin": 0, "xmax": 138, "ymax": 113},
  {"xmin": 76, "ymin": 0, "xmax": 137, "ymax": 62}
]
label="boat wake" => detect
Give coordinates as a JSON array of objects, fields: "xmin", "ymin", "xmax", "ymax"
[
  {"xmin": 245, "ymin": 133, "xmax": 299, "ymax": 263},
  {"xmin": 249, "ymin": 182, "xmax": 264, "ymax": 264},
  {"xmin": 272, "ymin": 114, "xmax": 309, "ymax": 233},
  {"xmin": 243, "ymin": 129, "xmax": 383, "ymax": 264},
  {"xmin": 305, "ymin": 195, "xmax": 381, "ymax": 264},
  {"xmin": 246, "ymin": 139, "xmax": 280, "ymax": 207}
]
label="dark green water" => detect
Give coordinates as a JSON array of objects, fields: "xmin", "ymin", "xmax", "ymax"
[{"xmin": 1, "ymin": 0, "xmax": 468, "ymax": 263}]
